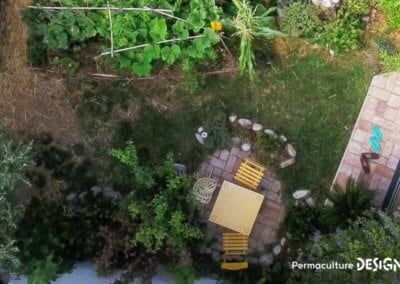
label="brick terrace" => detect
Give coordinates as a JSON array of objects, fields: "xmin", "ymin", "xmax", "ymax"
[
  {"xmin": 198, "ymin": 146, "xmax": 286, "ymax": 252},
  {"xmin": 333, "ymin": 72, "xmax": 400, "ymax": 208}
]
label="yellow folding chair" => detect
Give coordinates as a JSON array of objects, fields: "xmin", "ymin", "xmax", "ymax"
[
  {"xmin": 234, "ymin": 159, "xmax": 266, "ymax": 191},
  {"xmin": 221, "ymin": 232, "xmax": 248, "ymax": 270}
]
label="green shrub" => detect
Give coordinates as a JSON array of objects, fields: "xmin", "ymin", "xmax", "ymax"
[
  {"xmin": 53, "ymin": 57, "xmax": 79, "ymax": 74},
  {"xmin": 380, "ymin": 51, "xmax": 400, "ymax": 71},
  {"xmin": 319, "ymin": 10, "xmax": 363, "ymax": 53},
  {"xmin": 110, "ymin": 143, "xmax": 203, "ymax": 254},
  {"xmin": 375, "ymin": 37, "xmax": 397, "ymax": 54},
  {"xmin": 27, "ymin": 255, "xmax": 61, "ymax": 284},
  {"xmin": 0, "ymin": 129, "xmax": 33, "ymax": 273},
  {"xmin": 168, "ymin": 262, "xmax": 197, "ymax": 284},
  {"xmin": 282, "ymin": 3, "xmax": 320, "ymax": 37},
  {"xmin": 284, "ymin": 205, "xmax": 320, "ymax": 242},
  {"xmin": 321, "ymin": 179, "xmax": 374, "ymax": 230},
  {"xmin": 344, "ymin": 0, "xmax": 373, "ymax": 15},
  {"xmin": 277, "ymin": 0, "xmax": 308, "ymax": 8},
  {"xmin": 377, "ymin": 0, "xmax": 400, "ymax": 30},
  {"xmin": 292, "ymin": 210, "xmax": 400, "ymax": 283}
]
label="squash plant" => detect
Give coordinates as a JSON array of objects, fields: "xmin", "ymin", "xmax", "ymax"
[{"xmin": 23, "ymin": 0, "xmax": 222, "ymax": 76}]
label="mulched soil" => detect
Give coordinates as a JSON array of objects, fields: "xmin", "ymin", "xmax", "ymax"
[{"xmin": 0, "ymin": 0, "xmax": 81, "ymax": 144}]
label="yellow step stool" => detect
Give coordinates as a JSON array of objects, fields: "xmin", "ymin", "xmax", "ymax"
[{"xmin": 234, "ymin": 159, "xmax": 266, "ymax": 191}]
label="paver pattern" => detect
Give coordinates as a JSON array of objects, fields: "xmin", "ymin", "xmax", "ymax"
[
  {"xmin": 199, "ymin": 146, "xmax": 286, "ymax": 252},
  {"xmin": 333, "ymin": 72, "xmax": 400, "ymax": 208}
]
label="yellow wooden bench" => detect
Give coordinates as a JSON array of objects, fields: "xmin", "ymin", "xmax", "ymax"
[
  {"xmin": 234, "ymin": 159, "xmax": 266, "ymax": 191},
  {"xmin": 221, "ymin": 232, "xmax": 248, "ymax": 270}
]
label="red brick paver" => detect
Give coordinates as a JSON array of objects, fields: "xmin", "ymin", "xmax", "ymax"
[{"xmin": 199, "ymin": 146, "xmax": 286, "ymax": 252}]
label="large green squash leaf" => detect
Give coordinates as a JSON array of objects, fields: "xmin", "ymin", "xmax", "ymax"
[{"xmin": 149, "ymin": 19, "xmax": 168, "ymax": 41}]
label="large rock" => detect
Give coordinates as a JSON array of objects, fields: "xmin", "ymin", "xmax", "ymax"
[
  {"xmin": 273, "ymin": 245, "xmax": 282, "ymax": 256},
  {"xmin": 195, "ymin": 133, "xmax": 205, "ymax": 145},
  {"xmin": 259, "ymin": 253, "xmax": 274, "ymax": 266},
  {"xmin": 90, "ymin": 186, "xmax": 102, "ymax": 196},
  {"xmin": 280, "ymin": 157, "xmax": 295, "ymax": 168},
  {"xmin": 286, "ymin": 144, "xmax": 297, "ymax": 158},
  {"xmin": 264, "ymin": 129, "xmax": 275, "ymax": 136},
  {"xmin": 238, "ymin": 118, "xmax": 252, "ymax": 129},
  {"xmin": 229, "ymin": 114, "xmax": 238, "ymax": 123},
  {"xmin": 312, "ymin": 0, "xmax": 340, "ymax": 9},
  {"xmin": 293, "ymin": 189, "xmax": 311, "ymax": 200},
  {"xmin": 232, "ymin": 136, "xmax": 241, "ymax": 145},
  {"xmin": 241, "ymin": 142, "xmax": 251, "ymax": 152},
  {"xmin": 252, "ymin": 123, "xmax": 263, "ymax": 131},
  {"xmin": 306, "ymin": 197, "xmax": 316, "ymax": 207}
]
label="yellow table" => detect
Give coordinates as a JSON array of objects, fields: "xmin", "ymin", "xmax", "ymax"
[{"xmin": 209, "ymin": 180, "xmax": 264, "ymax": 236}]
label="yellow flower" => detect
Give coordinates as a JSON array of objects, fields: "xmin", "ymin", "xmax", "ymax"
[{"xmin": 210, "ymin": 21, "xmax": 222, "ymax": 32}]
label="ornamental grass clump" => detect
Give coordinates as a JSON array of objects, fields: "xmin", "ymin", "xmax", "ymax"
[{"xmin": 228, "ymin": 0, "xmax": 284, "ymax": 79}]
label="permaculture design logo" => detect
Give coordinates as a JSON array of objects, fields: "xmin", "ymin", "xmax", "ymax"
[{"xmin": 291, "ymin": 258, "xmax": 400, "ymax": 271}]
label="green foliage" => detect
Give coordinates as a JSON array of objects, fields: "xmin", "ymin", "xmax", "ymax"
[
  {"xmin": 53, "ymin": 56, "xmax": 79, "ymax": 74},
  {"xmin": 380, "ymin": 51, "xmax": 400, "ymax": 71},
  {"xmin": 168, "ymin": 262, "xmax": 197, "ymax": 284},
  {"xmin": 319, "ymin": 10, "xmax": 363, "ymax": 53},
  {"xmin": 344, "ymin": 0, "xmax": 374, "ymax": 15},
  {"xmin": 377, "ymin": 0, "xmax": 400, "ymax": 30},
  {"xmin": 111, "ymin": 143, "xmax": 203, "ymax": 254},
  {"xmin": 321, "ymin": 179, "xmax": 374, "ymax": 230},
  {"xmin": 292, "ymin": 210, "xmax": 400, "ymax": 282},
  {"xmin": 276, "ymin": 0, "xmax": 308, "ymax": 8},
  {"xmin": 281, "ymin": 3, "xmax": 321, "ymax": 37},
  {"xmin": 23, "ymin": 0, "xmax": 222, "ymax": 76},
  {"xmin": 284, "ymin": 205, "xmax": 320, "ymax": 242},
  {"xmin": 203, "ymin": 112, "xmax": 231, "ymax": 150},
  {"xmin": 0, "ymin": 129, "xmax": 33, "ymax": 273},
  {"xmin": 228, "ymin": 0, "xmax": 284, "ymax": 79},
  {"xmin": 27, "ymin": 255, "xmax": 61, "ymax": 284},
  {"xmin": 375, "ymin": 36, "xmax": 397, "ymax": 54},
  {"xmin": 109, "ymin": 141, "xmax": 154, "ymax": 189}
]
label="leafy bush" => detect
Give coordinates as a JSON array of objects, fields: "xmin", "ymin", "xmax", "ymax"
[
  {"xmin": 318, "ymin": 10, "xmax": 363, "ymax": 53},
  {"xmin": 168, "ymin": 262, "xmax": 197, "ymax": 284},
  {"xmin": 27, "ymin": 255, "xmax": 61, "ymax": 284},
  {"xmin": 292, "ymin": 210, "xmax": 400, "ymax": 283},
  {"xmin": 380, "ymin": 51, "xmax": 400, "ymax": 71},
  {"xmin": 284, "ymin": 205, "xmax": 320, "ymax": 242},
  {"xmin": 110, "ymin": 143, "xmax": 203, "ymax": 255},
  {"xmin": 276, "ymin": 0, "xmax": 308, "ymax": 9},
  {"xmin": 281, "ymin": 3, "xmax": 320, "ymax": 37},
  {"xmin": 0, "ymin": 129, "xmax": 33, "ymax": 273},
  {"xmin": 321, "ymin": 179, "xmax": 374, "ymax": 230},
  {"xmin": 344, "ymin": 0, "xmax": 373, "ymax": 15},
  {"xmin": 377, "ymin": 0, "xmax": 400, "ymax": 30}
]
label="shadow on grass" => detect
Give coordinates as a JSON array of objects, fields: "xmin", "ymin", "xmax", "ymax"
[{"xmin": 75, "ymin": 53, "xmax": 373, "ymax": 200}]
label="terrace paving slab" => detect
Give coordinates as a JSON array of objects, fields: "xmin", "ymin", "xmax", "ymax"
[{"xmin": 333, "ymin": 72, "xmax": 400, "ymax": 208}]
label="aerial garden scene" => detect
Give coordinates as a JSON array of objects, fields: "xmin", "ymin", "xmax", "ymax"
[{"xmin": 1, "ymin": 0, "xmax": 400, "ymax": 283}]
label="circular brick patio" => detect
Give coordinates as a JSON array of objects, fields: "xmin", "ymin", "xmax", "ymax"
[{"xmin": 198, "ymin": 146, "xmax": 286, "ymax": 253}]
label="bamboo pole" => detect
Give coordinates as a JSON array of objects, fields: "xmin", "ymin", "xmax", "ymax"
[
  {"xmin": 28, "ymin": 6, "xmax": 173, "ymax": 13},
  {"xmin": 106, "ymin": 1, "xmax": 114, "ymax": 57},
  {"xmin": 95, "ymin": 35, "xmax": 206, "ymax": 58}
]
